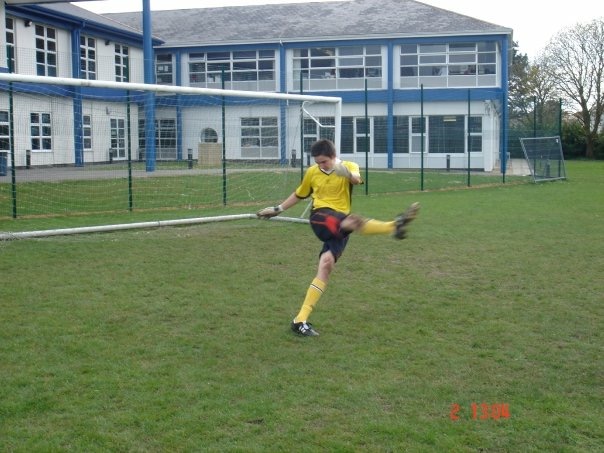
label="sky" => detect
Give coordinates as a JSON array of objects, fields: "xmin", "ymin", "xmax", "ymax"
[{"xmin": 74, "ymin": 0, "xmax": 603, "ymax": 59}]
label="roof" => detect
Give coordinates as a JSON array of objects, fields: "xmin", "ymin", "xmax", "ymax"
[
  {"xmin": 102, "ymin": 0, "xmax": 512, "ymax": 48},
  {"xmin": 7, "ymin": 2, "xmax": 152, "ymax": 39}
]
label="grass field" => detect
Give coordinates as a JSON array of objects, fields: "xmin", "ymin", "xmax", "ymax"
[
  {"xmin": 0, "ymin": 163, "xmax": 527, "ymax": 222},
  {"xmin": 1, "ymin": 161, "xmax": 602, "ymax": 451}
]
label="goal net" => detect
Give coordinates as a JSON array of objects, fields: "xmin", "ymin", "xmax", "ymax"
[
  {"xmin": 519, "ymin": 136, "xmax": 567, "ymax": 182},
  {"xmin": 0, "ymin": 73, "xmax": 341, "ymax": 228}
]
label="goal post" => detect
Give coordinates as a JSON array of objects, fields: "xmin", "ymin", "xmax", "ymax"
[
  {"xmin": 519, "ymin": 136, "xmax": 567, "ymax": 182},
  {"xmin": 0, "ymin": 72, "xmax": 341, "ymax": 225}
]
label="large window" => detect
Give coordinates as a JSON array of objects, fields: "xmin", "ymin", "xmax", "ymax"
[
  {"xmin": 400, "ymin": 42, "xmax": 497, "ymax": 88},
  {"xmin": 80, "ymin": 35, "xmax": 96, "ymax": 80},
  {"xmin": 156, "ymin": 54, "xmax": 173, "ymax": 84},
  {"xmin": 0, "ymin": 111, "xmax": 10, "ymax": 152},
  {"xmin": 429, "ymin": 116, "xmax": 465, "ymax": 154},
  {"xmin": 340, "ymin": 116, "xmax": 373, "ymax": 154},
  {"xmin": 30, "ymin": 112, "xmax": 52, "ymax": 151},
  {"xmin": 373, "ymin": 116, "xmax": 409, "ymax": 154},
  {"xmin": 6, "ymin": 18, "xmax": 15, "ymax": 72},
  {"xmin": 293, "ymin": 45, "xmax": 382, "ymax": 90},
  {"xmin": 137, "ymin": 118, "xmax": 177, "ymax": 160},
  {"xmin": 241, "ymin": 117, "xmax": 278, "ymax": 158},
  {"xmin": 115, "ymin": 44, "xmax": 129, "ymax": 82},
  {"xmin": 340, "ymin": 115, "xmax": 482, "ymax": 155},
  {"xmin": 188, "ymin": 50, "xmax": 275, "ymax": 89},
  {"xmin": 35, "ymin": 25, "xmax": 57, "ymax": 77}
]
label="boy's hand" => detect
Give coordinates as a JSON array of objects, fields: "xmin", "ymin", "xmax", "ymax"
[
  {"xmin": 333, "ymin": 162, "xmax": 352, "ymax": 179},
  {"xmin": 257, "ymin": 205, "xmax": 283, "ymax": 219}
]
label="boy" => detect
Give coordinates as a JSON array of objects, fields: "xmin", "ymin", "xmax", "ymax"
[{"xmin": 257, "ymin": 139, "xmax": 419, "ymax": 336}]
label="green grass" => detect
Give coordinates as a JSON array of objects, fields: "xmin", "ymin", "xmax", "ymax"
[
  {"xmin": 0, "ymin": 161, "xmax": 602, "ymax": 451},
  {"xmin": 0, "ymin": 164, "xmax": 527, "ymax": 223}
]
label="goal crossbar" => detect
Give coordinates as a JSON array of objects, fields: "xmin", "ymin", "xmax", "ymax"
[{"xmin": 0, "ymin": 73, "xmax": 341, "ymax": 105}]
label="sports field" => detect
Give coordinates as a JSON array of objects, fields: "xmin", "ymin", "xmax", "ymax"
[{"xmin": 1, "ymin": 161, "xmax": 602, "ymax": 451}]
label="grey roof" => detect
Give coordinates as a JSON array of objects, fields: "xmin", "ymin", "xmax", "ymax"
[
  {"xmin": 103, "ymin": 0, "xmax": 512, "ymax": 48},
  {"xmin": 26, "ymin": 2, "xmax": 147, "ymax": 37}
]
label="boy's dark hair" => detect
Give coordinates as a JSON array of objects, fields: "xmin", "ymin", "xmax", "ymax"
[{"xmin": 310, "ymin": 139, "xmax": 336, "ymax": 158}]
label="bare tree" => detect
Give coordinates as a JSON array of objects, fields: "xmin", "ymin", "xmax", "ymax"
[{"xmin": 543, "ymin": 18, "xmax": 604, "ymax": 158}]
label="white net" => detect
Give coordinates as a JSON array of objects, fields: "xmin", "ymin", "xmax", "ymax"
[
  {"xmin": 0, "ymin": 73, "xmax": 341, "ymax": 221},
  {"xmin": 519, "ymin": 136, "xmax": 567, "ymax": 182}
]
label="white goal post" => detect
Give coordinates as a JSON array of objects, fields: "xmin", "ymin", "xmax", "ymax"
[
  {"xmin": 0, "ymin": 72, "xmax": 342, "ymax": 236},
  {"xmin": 0, "ymin": 72, "xmax": 342, "ymax": 165}
]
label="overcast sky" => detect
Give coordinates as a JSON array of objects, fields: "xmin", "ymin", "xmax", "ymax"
[{"xmin": 74, "ymin": 0, "xmax": 603, "ymax": 59}]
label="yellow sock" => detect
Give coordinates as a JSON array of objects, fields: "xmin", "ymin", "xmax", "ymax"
[
  {"xmin": 360, "ymin": 219, "xmax": 395, "ymax": 235},
  {"xmin": 294, "ymin": 278, "xmax": 327, "ymax": 323}
]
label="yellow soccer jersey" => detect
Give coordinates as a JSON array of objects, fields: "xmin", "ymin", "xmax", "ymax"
[{"xmin": 295, "ymin": 160, "xmax": 361, "ymax": 214}]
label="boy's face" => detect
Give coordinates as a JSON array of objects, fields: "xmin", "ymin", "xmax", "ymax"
[{"xmin": 314, "ymin": 155, "xmax": 336, "ymax": 172}]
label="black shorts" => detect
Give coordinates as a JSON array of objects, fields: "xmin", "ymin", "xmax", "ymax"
[{"xmin": 309, "ymin": 208, "xmax": 350, "ymax": 261}]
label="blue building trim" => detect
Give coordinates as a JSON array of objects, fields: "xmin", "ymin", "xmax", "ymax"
[
  {"xmin": 175, "ymin": 51, "xmax": 183, "ymax": 161},
  {"xmin": 279, "ymin": 43, "xmax": 288, "ymax": 165},
  {"xmin": 387, "ymin": 42, "xmax": 394, "ymax": 168},
  {"xmin": 142, "ymin": 0, "xmax": 156, "ymax": 172},
  {"xmin": 500, "ymin": 36, "xmax": 510, "ymax": 172},
  {"xmin": 70, "ymin": 28, "xmax": 84, "ymax": 166},
  {"xmin": 7, "ymin": 5, "xmax": 159, "ymax": 49}
]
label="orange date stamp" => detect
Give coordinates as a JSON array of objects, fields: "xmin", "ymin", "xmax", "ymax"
[{"xmin": 450, "ymin": 403, "xmax": 510, "ymax": 421}]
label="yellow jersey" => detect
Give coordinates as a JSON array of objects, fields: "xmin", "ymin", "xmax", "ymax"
[{"xmin": 295, "ymin": 160, "xmax": 361, "ymax": 214}]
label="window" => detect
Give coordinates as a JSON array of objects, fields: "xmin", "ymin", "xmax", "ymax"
[
  {"xmin": 393, "ymin": 116, "xmax": 409, "ymax": 154},
  {"xmin": 110, "ymin": 118, "xmax": 125, "ymax": 159},
  {"xmin": 156, "ymin": 54, "xmax": 173, "ymax": 84},
  {"xmin": 355, "ymin": 118, "xmax": 370, "ymax": 154},
  {"xmin": 293, "ymin": 45, "xmax": 382, "ymax": 87},
  {"xmin": 0, "ymin": 111, "xmax": 10, "ymax": 152},
  {"xmin": 373, "ymin": 116, "xmax": 388, "ymax": 153},
  {"xmin": 35, "ymin": 25, "xmax": 57, "ymax": 77},
  {"xmin": 138, "ymin": 118, "xmax": 177, "ymax": 159},
  {"xmin": 241, "ymin": 117, "xmax": 278, "ymax": 158},
  {"xmin": 340, "ymin": 117, "xmax": 372, "ymax": 154},
  {"xmin": 429, "ymin": 116, "xmax": 465, "ymax": 154},
  {"xmin": 410, "ymin": 116, "xmax": 426, "ymax": 153},
  {"xmin": 188, "ymin": 50, "xmax": 275, "ymax": 87},
  {"xmin": 400, "ymin": 42, "xmax": 497, "ymax": 87},
  {"xmin": 83, "ymin": 114, "xmax": 92, "ymax": 150},
  {"xmin": 477, "ymin": 42, "xmax": 497, "ymax": 75},
  {"xmin": 30, "ymin": 112, "xmax": 52, "ymax": 151},
  {"xmin": 80, "ymin": 35, "xmax": 96, "ymax": 80},
  {"xmin": 201, "ymin": 128, "xmax": 218, "ymax": 143},
  {"xmin": 6, "ymin": 18, "xmax": 15, "ymax": 72},
  {"xmin": 115, "ymin": 44, "xmax": 129, "ymax": 82},
  {"xmin": 156, "ymin": 119, "xmax": 176, "ymax": 151},
  {"xmin": 469, "ymin": 116, "xmax": 483, "ymax": 152},
  {"xmin": 303, "ymin": 117, "xmax": 335, "ymax": 154}
]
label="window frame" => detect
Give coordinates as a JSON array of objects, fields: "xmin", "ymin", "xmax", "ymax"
[
  {"xmin": 156, "ymin": 54, "xmax": 173, "ymax": 84},
  {"xmin": 5, "ymin": 17, "xmax": 15, "ymax": 72},
  {"xmin": 30, "ymin": 112, "xmax": 52, "ymax": 152},
  {"xmin": 114, "ymin": 44, "xmax": 129, "ymax": 82},
  {"xmin": 240, "ymin": 116, "xmax": 279, "ymax": 158},
  {"xmin": 399, "ymin": 41, "xmax": 498, "ymax": 88},
  {"xmin": 79, "ymin": 35, "xmax": 96, "ymax": 80},
  {"xmin": 35, "ymin": 24, "xmax": 57, "ymax": 77}
]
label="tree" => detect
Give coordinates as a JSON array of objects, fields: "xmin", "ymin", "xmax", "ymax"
[
  {"xmin": 508, "ymin": 43, "xmax": 532, "ymax": 123},
  {"xmin": 542, "ymin": 19, "xmax": 604, "ymax": 158},
  {"xmin": 507, "ymin": 43, "xmax": 561, "ymax": 157}
]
